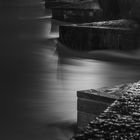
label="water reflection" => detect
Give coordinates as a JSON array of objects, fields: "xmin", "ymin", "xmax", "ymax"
[{"xmin": 57, "ymin": 46, "xmax": 140, "ymax": 88}]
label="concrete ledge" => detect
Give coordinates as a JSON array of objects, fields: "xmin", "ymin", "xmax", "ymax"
[
  {"xmin": 59, "ymin": 23, "xmax": 138, "ymax": 51},
  {"xmin": 77, "ymin": 83, "xmax": 130, "ymax": 129},
  {"xmin": 73, "ymin": 81, "xmax": 140, "ymax": 140}
]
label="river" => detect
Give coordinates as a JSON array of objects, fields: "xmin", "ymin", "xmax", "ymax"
[{"xmin": 1, "ymin": 4, "xmax": 140, "ymax": 140}]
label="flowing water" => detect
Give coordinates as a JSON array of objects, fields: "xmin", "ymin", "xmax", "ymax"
[{"xmin": 1, "ymin": 3, "xmax": 140, "ymax": 140}]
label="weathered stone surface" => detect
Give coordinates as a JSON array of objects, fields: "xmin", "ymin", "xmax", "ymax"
[
  {"xmin": 74, "ymin": 81, "xmax": 140, "ymax": 140},
  {"xmin": 45, "ymin": 0, "xmax": 70, "ymax": 9},
  {"xmin": 45, "ymin": 0, "xmax": 100, "ymax": 7},
  {"xmin": 45, "ymin": 0, "xmax": 97, "ymax": 9},
  {"xmin": 51, "ymin": 2, "xmax": 103, "ymax": 23},
  {"xmin": 78, "ymin": 98, "xmax": 112, "ymax": 114},
  {"xmin": 59, "ymin": 20, "xmax": 139, "ymax": 51},
  {"xmin": 78, "ymin": 83, "xmax": 131, "ymax": 100},
  {"xmin": 46, "ymin": 0, "xmax": 140, "ymax": 22},
  {"xmin": 77, "ymin": 98, "xmax": 111, "ymax": 129},
  {"xmin": 77, "ymin": 83, "xmax": 131, "ymax": 129},
  {"xmin": 77, "ymin": 111, "xmax": 97, "ymax": 129}
]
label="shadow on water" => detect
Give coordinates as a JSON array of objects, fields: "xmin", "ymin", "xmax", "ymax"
[
  {"xmin": 56, "ymin": 41, "xmax": 140, "ymax": 65},
  {"xmin": 55, "ymin": 39, "xmax": 140, "ymax": 90},
  {"xmin": 46, "ymin": 122, "xmax": 77, "ymax": 140}
]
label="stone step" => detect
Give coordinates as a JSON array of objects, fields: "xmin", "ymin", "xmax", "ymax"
[
  {"xmin": 77, "ymin": 83, "xmax": 130, "ymax": 129},
  {"xmin": 58, "ymin": 20, "xmax": 139, "ymax": 51},
  {"xmin": 49, "ymin": 1, "xmax": 103, "ymax": 23},
  {"xmin": 73, "ymin": 81, "xmax": 140, "ymax": 140},
  {"xmin": 45, "ymin": 1, "xmax": 71, "ymax": 9},
  {"xmin": 46, "ymin": 0, "xmax": 136, "ymax": 23}
]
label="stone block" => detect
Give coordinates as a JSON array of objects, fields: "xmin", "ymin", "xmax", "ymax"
[
  {"xmin": 73, "ymin": 81, "xmax": 140, "ymax": 140},
  {"xmin": 50, "ymin": 1, "xmax": 103, "ymax": 23},
  {"xmin": 77, "ymin": 83, "xmax": 130, "ymax": 129},
  {"xmin": 45, "ymin": 1, "xmax": 70, "ymax": 9},
  {"xmin": 59, "ymin": 20, "xmax": 138, "ymax": 51}
]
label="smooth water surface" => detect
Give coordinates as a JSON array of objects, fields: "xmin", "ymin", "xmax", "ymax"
[{"xmin": 1, "ymin": 3, "xmax": 140, "ymax": 140}]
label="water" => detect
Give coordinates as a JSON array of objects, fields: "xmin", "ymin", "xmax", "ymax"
[{"xmin": 1, "ymin": 3, "xmax": 140, "ymax": 140}]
